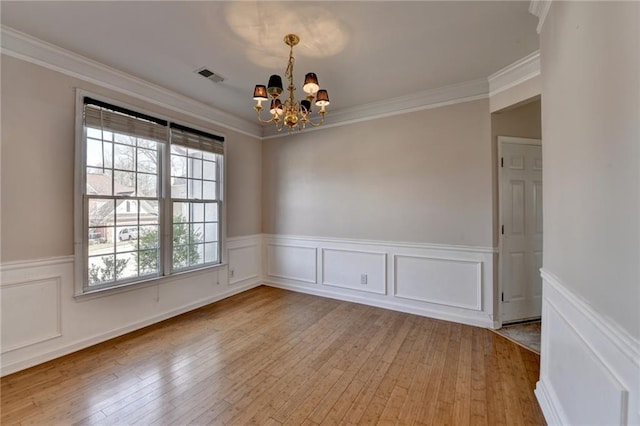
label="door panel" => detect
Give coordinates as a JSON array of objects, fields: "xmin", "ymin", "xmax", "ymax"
[{"xmin": 501, "ymin": 140, "xmax": 543, "ymax": 322}]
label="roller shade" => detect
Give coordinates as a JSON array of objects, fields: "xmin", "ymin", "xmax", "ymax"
[
  {"xmin": 170, "ymin": 123, "xmax": 224, "ymax": 155},
  {"xmin": 84, "ymin": 98, "xmax": 168, "ymax": 142}
]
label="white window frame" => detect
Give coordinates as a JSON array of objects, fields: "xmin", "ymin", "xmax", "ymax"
[{"xmin": 74, "ymin": 90, "xmax": 227, "ymax": 297}]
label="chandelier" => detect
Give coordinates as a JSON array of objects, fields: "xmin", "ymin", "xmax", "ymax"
[{"xmin": 252, "ymin": 34, "xmax": 330, "ymax": 132}]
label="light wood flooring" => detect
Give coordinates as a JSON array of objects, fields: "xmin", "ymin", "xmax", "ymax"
[{"xmin": 1, "ymin": 286, "xmax": 545, "ymax": 425}]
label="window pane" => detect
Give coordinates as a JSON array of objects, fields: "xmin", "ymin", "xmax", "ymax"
[
  {"xmin": 188, "ymin": 158, "xmax": 202, "ymax": 179},
  {"xmin": 205, "ymin": 203, "xmax": 218, "ymax": 222},
  {"xmin": 114, "ymin": 133, "xmax": 136, "ymax": 145},
  {"xmin": 203, "ymin": 181, "xmax": 216, "ymax": 199},
  {"xmin": 114, "ymin": 171, "xmax": 135, "ymax": 194},
  {"xmin": 139, "ymin": 250, "xmax": 159, "ymax": 275},
  {"xmin": 173, "ymin": 223, "xmax": 190, "ymax": 245},
  {"xmin": 203, "ymin": 160, "xmax": 216, "ymax": 181},
  {"xmin": 87, "ymin": 139, "xmax": 105, "ymax": 168},
  {"xmin": 116, "ymin": 201, "xmax": 138, "ymax": 226},
  {"xmin": 203, "ymin": 151, "xmax": 216, "ymax": 161},
  {"xmin": 171, "ymin": 145, "xmax": 187, "ymax": 156},
  {"xmin": 173, "ymin": 202, "xmax": 189, "ymax": 222},
  {"xmin": 204, "ymin": 242, "xmax": 218, "ymax": 263},
  {"xmin": 188, "ymin": 179, "xmax": 202, "ymax": 199},
  {"xmin": 171, "ymin": 154, "xmax": 186, "ymax": 178},
  {"xmin": 187, "ymin": 148, "xmax": 203, "ymax": 159},
  {"xmin": 137, "ymin": 148, "xmax": 157, "ymax": 173},
  {"xmin": 88, "ymin": 255, "xmax": 115, "ymax": 285},
  {"xmin": 172, "ymin": 244, "xmax": 188, "ymax": 269},
  {"xmin": 116, "ymin": 252, "xmax": 137, "ymax": 280},
  {"xmin": 204, "ymin": 223, "xmax": 218, "ymax": 242},
  {"xmin": 191, "ymin": 223, "xmax": 204, "ymax": 243},
  {"xmin": 139, "ymin": 225, "xmax": 159, "ymax": 248},
  {"xmin": 191, "ymin": 203, "xmax": 204, "ymax": 222},
  {"xmin": 141, "ymin": 201, "xmax": 159, "ymax": 225},
  {"xmin": 87, "ymin": 127, "xmax": 102, "ymax": 139},
  {"xmin": 86, "ymin": 172, "xmax": 113, "ymax": 196},
  {"xmin": 190, "ymin": 244, "xmax": 204, "ymax": 266},
  {"xmin": 137, "ymin": 173, "xmax": 157, "ymax": 198},
  {"xmin": 89, "ymin": 198, "xmax": 114, "ymax": 227},
  {"xmin": 88, "ymin": 227, "xmax": 114, "ymax": 258},
  {"xmin": 137, "ymin": 138, "xmax": 158, "ymax": 149},
  {"xmin": 114, "ymin": 144, "xmax": 135, "ymax": 171}
]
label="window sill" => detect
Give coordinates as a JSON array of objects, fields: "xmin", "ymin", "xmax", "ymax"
[{"xmin": 74, "ymin": 262, "xmax": 227, "ymax": 302}]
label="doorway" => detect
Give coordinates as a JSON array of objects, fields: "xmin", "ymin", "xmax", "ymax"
[{"xmin": 498, "ymin": 136, "xmax": 543, "ymax": 323}]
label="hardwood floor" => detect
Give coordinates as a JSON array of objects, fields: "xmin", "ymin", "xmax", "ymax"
[{"xmin": 1, "ymin": 286, "xmax": 545, "ymax": 425}]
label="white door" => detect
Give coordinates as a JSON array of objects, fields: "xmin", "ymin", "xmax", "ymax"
[{"xmin": 500, "ymin": 137, "xmax": 543, "ymax": 323}]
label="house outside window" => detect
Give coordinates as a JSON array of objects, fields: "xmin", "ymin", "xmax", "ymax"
[{"xmin": 77, "ymin": 95, "xmax": 224, "ymax": 294}]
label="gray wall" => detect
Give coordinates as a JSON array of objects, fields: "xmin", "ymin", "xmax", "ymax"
[
  {"xmin": 262, "ymin": 99, "xmax": 493, "ymax": 247},
  {"xmin": 541, "ymin": 1, "xmax": 639, "ymax": 338}
]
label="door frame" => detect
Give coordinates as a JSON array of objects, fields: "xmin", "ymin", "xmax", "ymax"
[{"xmin": 497, "ymin": 136, "xmax": 542, "ymax": 327}]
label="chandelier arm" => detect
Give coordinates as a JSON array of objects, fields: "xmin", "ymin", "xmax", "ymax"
[
  {"xmin": 304, "ymin": 112, "xmax": 327, "ymax": 127},
  {"xmin": 254, "ymin": 108, "xmax": 276, "ymax": 124}
]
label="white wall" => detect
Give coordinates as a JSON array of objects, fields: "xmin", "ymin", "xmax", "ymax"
[
  {"xmin": 0, "ymin": 55, "xmax": 263, "ymax": 375},
  {"xmin": 535, "ymin": 2, "xmax": 640, "ymax": 425}
]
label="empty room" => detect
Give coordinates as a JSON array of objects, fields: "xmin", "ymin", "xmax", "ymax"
[{"xmin": 1, "ymin": 1, "xmax": 638, "ymax": 425}]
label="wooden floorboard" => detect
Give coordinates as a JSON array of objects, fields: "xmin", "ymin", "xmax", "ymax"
[{"xmin": 1, "ymin": 286, "xmax": 545, "ymax": 425}]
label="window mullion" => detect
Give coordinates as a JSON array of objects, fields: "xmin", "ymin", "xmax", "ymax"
[{"xmin": 162, "ymin": 127, "xmax": 172, "ymax": 277}]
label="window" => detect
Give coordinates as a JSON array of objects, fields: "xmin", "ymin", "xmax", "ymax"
[{"xmin": 78, "ymin": 97, "xmax": 224, "ymax": 294}]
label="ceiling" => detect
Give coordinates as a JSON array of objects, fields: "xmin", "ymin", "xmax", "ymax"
[{"xmin": 1, "ymin": 1, "xmax": 539, "ymax": 126}]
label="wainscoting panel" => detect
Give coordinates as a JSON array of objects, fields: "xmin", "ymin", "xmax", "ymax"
[
  {"xmin": 263, "ymin": 234, "xmax": 496, "ymax": 328},
  {"xmin": 1, "ymin": 234, "xmax": 262, "ymax": 376},
  {"xmin": 1, "ymin": 277, "xmax": 62, "ymax": 353},
  {"xmin": 394, "ymin": 255, "xmax": 482, "ymax": 311},
  {"xmin": 535, "ymin": 270, "xmax": 639, "ymax": 425},
  {"xmin": 227, "ymin": 235, "xmax": 261, "ymax": 286},
  {"xmin": 321, "ymin": 248, "xmax": 386, "ymax": 294},
  {"xmin": 266, "ymin": 243, "xmax": 317, "ymax": 284}
]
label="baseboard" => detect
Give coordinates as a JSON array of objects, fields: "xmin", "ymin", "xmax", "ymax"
[
  {"xmin": 534, "ymin": 380, "xmax": 564, "ymax": 425},
  {"xmin": 536, "ymin": 269, "xmax": 639, "ymax": 425},
  {"xmin": 1, "ymin": 279, "xmax": 260, "ymax": 376}
]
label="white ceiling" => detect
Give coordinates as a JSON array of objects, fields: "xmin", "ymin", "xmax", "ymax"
[{"xmin": 1, "ymin": 1, "xmax": 539, "ymax": 125}]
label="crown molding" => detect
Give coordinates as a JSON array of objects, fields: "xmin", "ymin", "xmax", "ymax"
[
  {"xmin": 262, "ymin": 78, "xmax": 489, "ymax": 139},
  {"xmin": 529, "ymin": 1, "xmax": 553, "ymax": 34},
  {"xmin": 2, "ymin": 25, "xmax": 540, "ymax": 141},
  {"xmin": 488, "ymin": 50, "xmax": 540, "ymax": 97},
  {"xmin": 0, "ymin": 26, "xmax": 263, "ymax": 139}
]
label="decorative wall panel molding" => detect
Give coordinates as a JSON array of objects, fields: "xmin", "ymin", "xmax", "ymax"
[
  {"xmin": 394, "ymin": 255, "xmax": 482, "ymax": 311},
  {"xmin": 321, "ymin": 248, "xmax": 387, "ymax": 295},
  {"xmin": 536, "ymin": 269, "xmax": 639, "ymax": 425},
  {"xmin": 1, "ymin": 277, "xmax": 62, "ymax": 353},
  {"xmin": 227, "ymin": 235, "xmax": 261, "ymax": 286},
  {"xmin": 262, "ymin": 234, "xmax": 495, "ymax": 328},
  {"xmin": 266, "ymin": 243, "xmax": 318, "ymax": 284}
]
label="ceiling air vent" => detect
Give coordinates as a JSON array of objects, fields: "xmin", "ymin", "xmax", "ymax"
[{"xmin": 195, "ymin": 67, "xmax": 224, "ymax": 83}]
